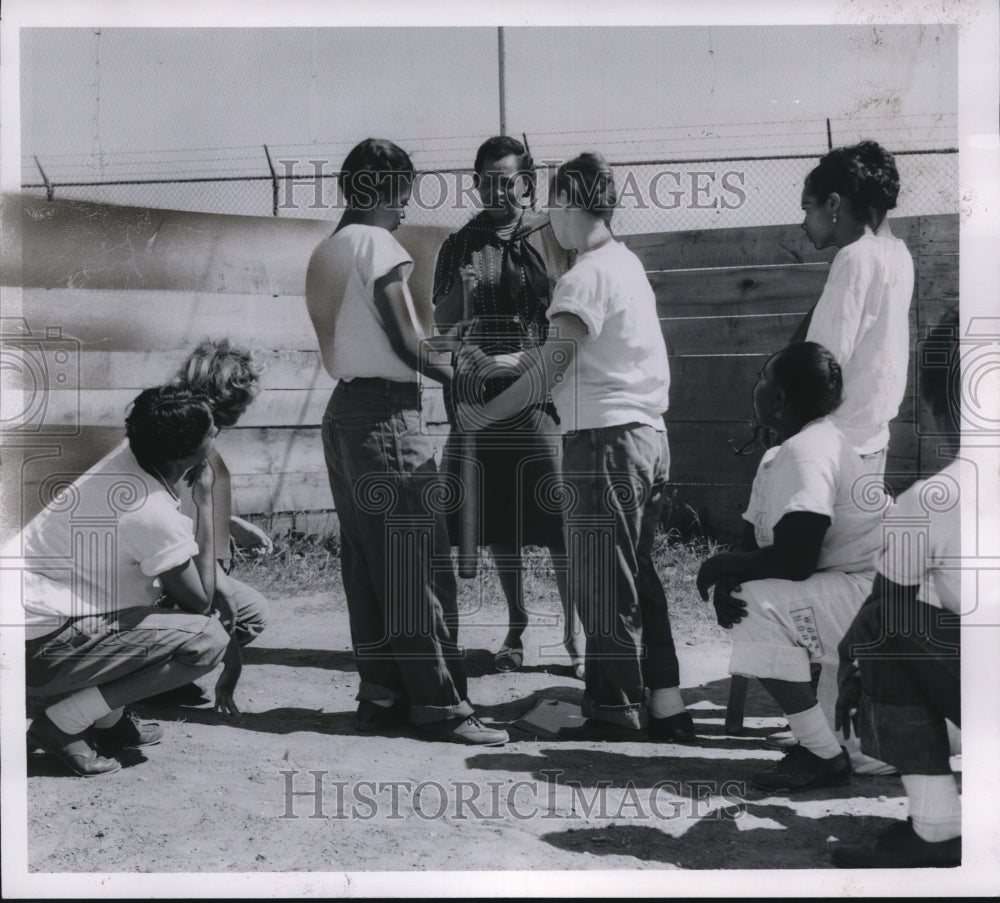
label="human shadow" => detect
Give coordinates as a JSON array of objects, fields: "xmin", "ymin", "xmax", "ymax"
[
  {"xmin": 240, "ymin": 647, "xmax": 357, "ymax": 672},
  {"xmin": 540, "ymin": 810, "xmax": 907, "ymax": 869}
]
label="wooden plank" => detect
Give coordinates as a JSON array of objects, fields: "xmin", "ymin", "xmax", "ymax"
[
  {"xmin": 20, "ymin": 287, "xmax": 317, "ymax": 352},
  {"xmin": 663, "ymin": 482, "xmax": 753, "ymax": 544},
  {"xmin": 666, "ymin": 420, "xmax": 766, "ymax": 485},
  {"xmin": 660, "ymin": 312, "xmax": 807, "ymax": 356},
  {"xmin": 665, "ymin": 355, "xmax": 766, "ymax": 422},
  {"xmin": 621, "ymin": 217, "xmax": 921, "ymax": 271},
  {"xmin": 651, "ymin": 262, "xmax": 830, "ymax": 314},
  {"xmin": 917, "ymin": 255, "xmax": 959, "ymax": 304},
  {"xmin": 4, "ymin": 195, "xmax": 452, "ymax": 305},
  {"xmin": 916, "ymin": 215, "xmax": 959, "ymax": 257}
]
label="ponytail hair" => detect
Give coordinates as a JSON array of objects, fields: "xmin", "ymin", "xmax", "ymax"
[
  {"xmin": 550, "ymin": 152, "xmax": 617, "ymax": 227},
  {"xmin": 770, "ymin": 342, "xmax": 844, "ymax": 423},
  {"xmin": 804, "ymin": 140, "xmax": 900, "ymax": 228},
  {"xmin": 339, "ymin": 138, "xmax": 415, "ymax": 211}
]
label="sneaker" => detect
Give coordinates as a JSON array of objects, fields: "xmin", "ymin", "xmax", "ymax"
[
  {"xmin": 92, "ymin": 711, "xmax": 164, "ymax": 751},
  {"xmin": 420, "ymin": 715, "xmax": 509, "ymax": 746},
  {"xmin": 558, "ymin": 718, "xmax": 645, "ymax": 742},
  {"xmin": 832, "ymin": 819, "xmax": 961, "ymax": 868},
  {"xmin": 27, "ymin": 713, "xmax": 121, "ymax": 777},
  {"xmin": 752, "ymin": 745, "xmax": 851, "ymax": 792},
  {"xmin": 356, "ymin": 700, "xmax": 408, "ymax": 733},
  {"xmin": 648, "ymin": 710, "xmax": 697, "ymax": 744}
]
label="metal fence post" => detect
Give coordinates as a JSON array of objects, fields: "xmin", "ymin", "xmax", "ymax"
[{"xmin": 264, "ymin": 144, "xmax": 279, "ymax": 216}]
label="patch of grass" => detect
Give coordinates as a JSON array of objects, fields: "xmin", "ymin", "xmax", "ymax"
[{"xmin": 235, "ymin": 526, "xmax": 730, "ymax": 645}]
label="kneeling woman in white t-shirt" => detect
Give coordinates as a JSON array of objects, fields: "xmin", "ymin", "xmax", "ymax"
[
  {"xmin": 458, "ymin": 152, "xmax": 692, "ymax": 743},
  {"xmin": 697, "ymin": 342, "xmax": 890, "ymax": 792}
]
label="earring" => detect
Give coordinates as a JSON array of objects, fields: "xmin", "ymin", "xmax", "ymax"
[{"xmin": 832, "ymin": 213, "xmax": 838, "ymax": 224}]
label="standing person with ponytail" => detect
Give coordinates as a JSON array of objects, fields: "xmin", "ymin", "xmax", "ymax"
[
  {"xmin": 306, "ymin": 138, "xmax": 507, "ymax": 746},
  {"xmin": 797, "ymin": 140, "xmax": 915, "ymax": 477},
  {"xmin": 458, "ymin": 152, "xmax": 694, "ymax": 743}
]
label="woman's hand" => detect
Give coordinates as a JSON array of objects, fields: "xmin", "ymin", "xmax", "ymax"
[
  {"xmin": 186, "ymin": 458, "xmax": 216, "ymax": 506},
  {"xmin": 696, "ymin": 552, "xmax": 735, "ymax": 601},
  {"xmin": 712, "ymin": 577, "xmax": 748, "ymax": 629}
]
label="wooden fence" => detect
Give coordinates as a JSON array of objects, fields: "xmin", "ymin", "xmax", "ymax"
[{"xmin": 1, "ymin": 194, "xmax": 957, "ymax": 543}]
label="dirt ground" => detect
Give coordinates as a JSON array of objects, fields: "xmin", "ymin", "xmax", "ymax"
[{"xmin": 25, "ymin": 572, "xmax": 913, "ymax": 877}]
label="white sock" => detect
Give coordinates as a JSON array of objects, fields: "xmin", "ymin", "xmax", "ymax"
[
  {"xmin": 46, "ymin": 686, "xmax": 113, "ymax": 735},
  {"xmin": 785, "ymin": 703, "xmax": 842, "ymax": 759},
  {"xmin": 649, "ymin": 686, "xmax": 686, "ymax": 718},
  {"xmin": 902, "ymin": 773, "xmax": 962, "ymax": 842},
  {"xmin": 93, "ymin": 708, "xmax": 125, "ymax": 730}
]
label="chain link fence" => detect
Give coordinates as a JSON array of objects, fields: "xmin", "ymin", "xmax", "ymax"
[
  {"xmin": 22, "ymin": 143, "xmax": 957, "ymax": 235},
  {"xmin": 19, "ymin": 27, "xmax": 958, "ymax": 233}
]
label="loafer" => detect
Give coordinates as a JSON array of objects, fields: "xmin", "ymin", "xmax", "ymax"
[
  {"xmin": 752, "ymin": 745, "xmax": 851, "ymax": 792},
  {"xmin": 356, "ymin": 700, "xmax": 409, "ymax": 732},
  {"xmin": 493, "ymin": 645, "xmax": 524, "ymax": 673},
  {"xmin": 558, "ymin": 718, "xmax": 644, "ymax": 742},
  {"xmin": 832, "ymin": 819, "xmax": 961, "ymax": 868},
  {"xmin": 419, "ymin": 715, "xmax": 509, "ymax": 746},
  {"xmin": 93, "ymin": 711, "xmax": 164, "ymax": 751},
  {"xmin": 648, "ymin": 710, "xmax": 697, "ymax": 743},
  {"xmin": 27, "ymin": 713, "xmax": 121, "ymax": 777}
]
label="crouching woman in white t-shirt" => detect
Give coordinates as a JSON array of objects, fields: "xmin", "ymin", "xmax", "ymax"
[
  {"xmin": 458, "ymin": 152, "xmax": 693, "ymax": 743},
  {"xmin": 697, "ymin": 342, "xmax": 890, "ymax": 792}
]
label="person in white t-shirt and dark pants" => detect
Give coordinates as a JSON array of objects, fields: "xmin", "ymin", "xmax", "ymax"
[{"xmin": 458, "ymin": 152, "xmax": 694, "ymax": 743}]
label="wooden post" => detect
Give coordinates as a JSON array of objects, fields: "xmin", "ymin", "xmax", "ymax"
[{"xmin": 457, "ymin": 268, "xmax": 479, "ymax": 579}]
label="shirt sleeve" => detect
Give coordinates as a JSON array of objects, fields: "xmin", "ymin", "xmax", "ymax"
[
  {"xmin": 119, "ymin": 497, "xmax": 200, "ymax": 578},
  {"xmin": 806, "ymin": 245, "xmax": 871, "ymax": 365},
  {"xmin": 359, "ymin": 229, "xmax": 413, "ymax": 291},
  {"xmin": 877, "ymin": 481, "xmax": 930, "ymax": 587},
  {"xmin": 547, "ymin": 265, "xmax": 605, "ymax": 340},
  {"xmin": 432, "ymin": 234, "xmax": 458, "ymax": 305},
  {"xmin": 771, "ymin": 439, "xmax": 838, "ymax": 526},
  {"xmin": 742, "ymin": 447, "xmax": 778, "ymax": 525}
]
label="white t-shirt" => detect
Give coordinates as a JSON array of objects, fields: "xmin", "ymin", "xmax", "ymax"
[
  {"xmin": 8, "ymin": 441, "xmax": 199, "ymax": 639},
  {"xmin": 309, "ymin": 223, "xmax": 416, "ymax": 381},
  {"xmin": 546, "ymin": 239, "xmax": 670, "ymax": 433},
  {"xmin": 806, "ymin": 224, "xmax": 914, "ymax": 455},
  {"xmin": 743, "ymin": 417, "xmax": 889, "ymax": 573},
  {"xmin": 878, "ymin": 459, "xmax": 962, "ymax": 613}
]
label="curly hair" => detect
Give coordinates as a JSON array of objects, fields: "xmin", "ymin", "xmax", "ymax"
[
  {"xmin": 770, "ymin": 342, "xmax": 844, "ymax": 423},
  {"xmin": 804, "ymin": 140, "xmax": 900, "ymax": 227},
  {"xmin": 173, "ymin": 338, "xmax": 261, "ymax": 429},
  {"xmin": 549, "ymin": 152, "xmax": 617, "ymax": 227},
  {"xmin": 126, "ymin": 385, "xmax": 214, "ymax": 468},
  {"xmin": 339, "ymin": 138, "xmax": 414, "ymax": 211}
]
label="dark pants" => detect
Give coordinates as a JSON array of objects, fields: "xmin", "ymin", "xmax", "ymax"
[
  {"xmin": 321, "ymin": 378, "xmax": 471, "ymax": 725},
  {"xmin": 26, "ymin": 607, "xmax": 229, "ymax": 700},
  {"xmin": 857, "ymin": 600, "xmax": 960, "ymax": 775},
  {"xmin": 561, "ymin": 424, "xmax": 680, "ymax": 729}
]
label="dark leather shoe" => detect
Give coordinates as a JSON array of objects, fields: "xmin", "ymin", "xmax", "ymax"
[
  {"xmin": 558, "ymin": 718, "xmax": 645, "ymax": 742},
  {"xmin": 833, "ymin": 819, "xmax": 961, "ymax": 868},
  {"xmin": 27, "ymin": 713, "xmax": 121, "ymax": 777},
  {"xmin": 752, "ymin": 745, "xmax": 851, "ymax": 792},
  {"xmin": 93, "ymin": 711, "xmax": 164, "ymax": 751},
  {"xmin": 356, "ymin": 700, "xmax": 409, "ymax": 732},
  {"xmin": 648, "ymin": 710, "xmax": 697, "ymax": 743}
]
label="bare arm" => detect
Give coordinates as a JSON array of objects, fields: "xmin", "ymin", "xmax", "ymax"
[{"xmin": 374, "ymin": 265, "xmax": 454, "ymax": 386}]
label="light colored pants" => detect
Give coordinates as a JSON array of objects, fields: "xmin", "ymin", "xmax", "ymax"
[{"xmin": 728, "ymin": 570, "xmax": 875, "ymax": 682}]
